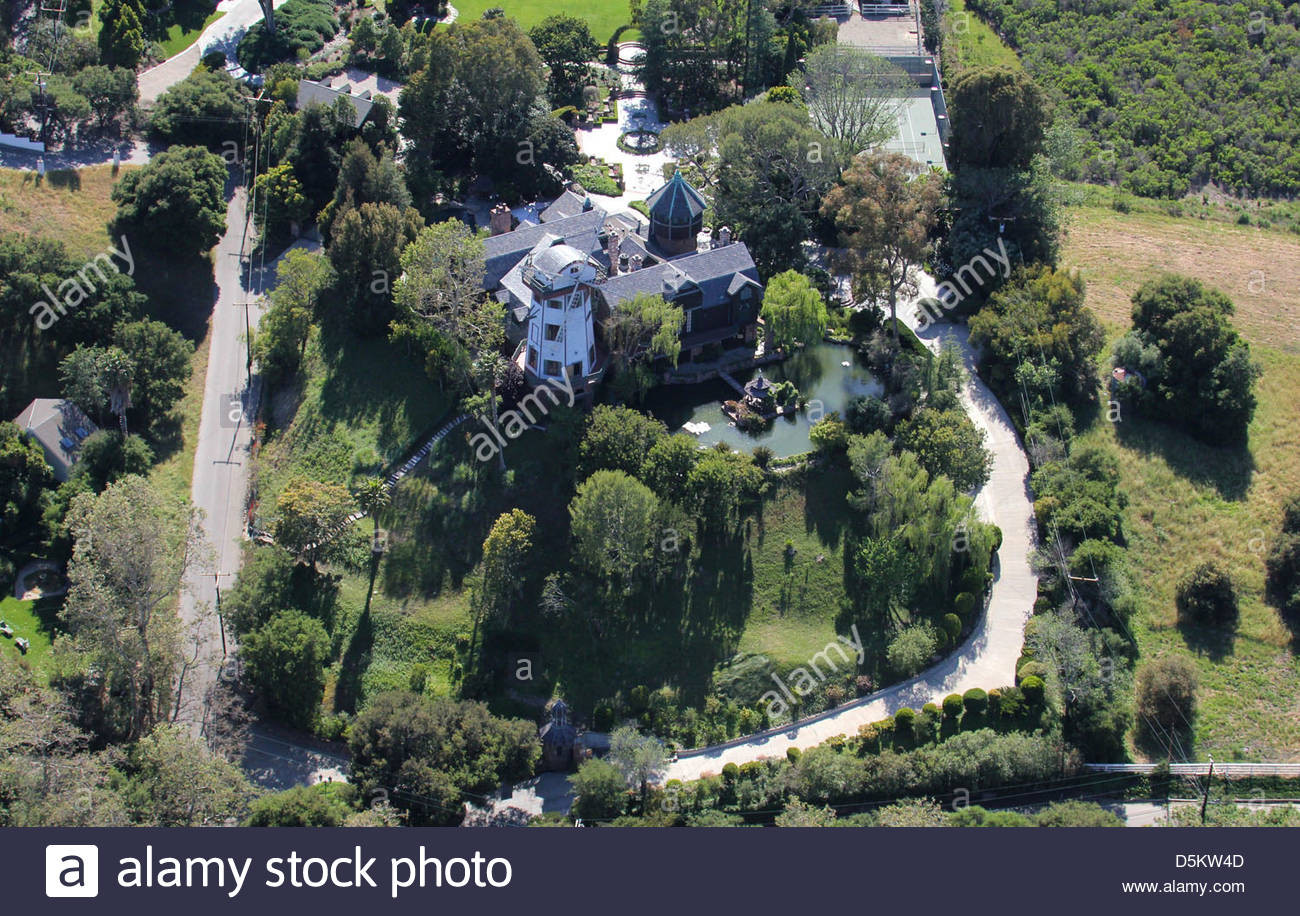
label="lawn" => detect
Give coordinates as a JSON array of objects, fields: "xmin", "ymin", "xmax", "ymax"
[
  {"xmin": 1062, "ymin": 206, "xmax": 1300, "ymax": 761},
  {"xmin": 942, "ymin": 0, "xmax": 1022, "ymax": 74},
  {"xmin": 159, "ymin": 8, "xmax": 226, "ymax": 57},
  {"xmin": 149, "ymin": 333, "xmax": 211, "ymax": 506},
  {"xmin": 86, "ymin": 0, "xmax": 223, "ymax": 56},
  {"xmin": 0, "ymin": 595, "xmax": 60, "ymax": 680},
  {"xmin": 449, "ymin": 0, "xmax": 631, "ymax": 45},
  {"xmin": 0, "ymin": 164, "xmax": 135, "ymax": 260}
]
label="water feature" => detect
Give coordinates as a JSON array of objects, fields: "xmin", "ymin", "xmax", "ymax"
[{"xmin": 644, "ymin": 342, "xmax": 885, "ymax": 457}]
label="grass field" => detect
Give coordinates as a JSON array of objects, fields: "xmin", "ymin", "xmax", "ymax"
[
  {"xmin": 159, "ymin": 9, "xmax": 226, "ymax": 57},
  {"xmin": 450, "ymin": 0, "xmax": 631, "ymax": 45},
  {"xmin": 1062, "ymin": 206, "xmax": 1300, "ymax": 761},
  {"xmin": 943, "ymin": 0, "xmax": 1022, "ymax": 74},
  {"xmin": 0, "ymin": 596, "xmax": 60, "ymax": 679},
  {"xmin": 149, "ymin": 334, "xmax": 211, "ymax": 506},
  {"xmin": 0, "ymin": 164, "xmax": 134, "ymax": 260}
]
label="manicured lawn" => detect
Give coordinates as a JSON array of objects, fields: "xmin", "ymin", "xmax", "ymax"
[
  {"xmin": 450, "ymin": 0, "xmax": 631, "ymax": 45},
  {"xmin": 1063, "ymin": 204, "xmax": 1300, "ymax": 761},
  {"xmin": 160, "ymin": 9, "xmax": 226, "ymax": 57},
  {"xmin": 0, "ymin": 165, "xmax": 135, "ymax": 260},
  {"xmin": 0, "ymin": 596, "xmax": 60, "ymax": 680}
]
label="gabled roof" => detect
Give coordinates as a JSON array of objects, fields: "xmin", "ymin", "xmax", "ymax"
[
  {"xmin": 599, "ymin": 242, "xmax": 760, "ymax": 312},
  {"xmin": 295, "ymin": 80, "xmax": 374, "ymax": 128},
  {"xmin": 540, "ymin": 187, "xmax": 593, "ymax": 222},
  {"xmin": 646, "ymin": 171, "xmax": 707, "ymax": 226},
  {"xmin": 12, "ymin": 398, "xmax": 96, "ymax": 482},
  {"xmin": 483, "ymin": 209, "xmax": 607, "ymax": 289}
]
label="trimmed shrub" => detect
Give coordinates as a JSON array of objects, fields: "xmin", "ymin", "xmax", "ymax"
[
  {"xmin": 986, "ymin": 688, "xmax": 1002, "ymax": 716},
  {"xmin": 1017, "ymin": 660, "xmax": 1048, "ymax": 682},
  {"xmin": 962, "ymin": 688, "xmax": 988, "ymax": 715},
  {"xmin": 894, "ymin": 706, "xmax": 916, "ymax": 734},
  {"xmin": 1020, "ymin": 675, "xmax": 1045, "ymax": 705},
  {"xmin": 998, "ymin": 686, "xmax": 1026, "ymax": 719},
  {"xmin": 786, "ymin": 746, "xmax": 802, "ymax": 764},
  {"xmin": 942, "ymin": 693, "xmax": 964, "ymax": 719},
  {"xmin": 941, "ymin": 613, "xmax": 962, "ymax": 643},
  {"xmin": 990, "ymin": 525, "xmax": 1003, "ymax": 552},
  {"xmin": 954, "ymin": 591, "xmax": 975, "ymax": 619},
  {"xmin": 722, "ymin": 762, "xmax": 740, "ymax": 783}
]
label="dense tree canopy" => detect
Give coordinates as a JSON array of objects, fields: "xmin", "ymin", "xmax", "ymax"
[
  {"xmin": 111, "ymin": 146, "xmax": 228, "ymax": 257},
  {"xmin": 760, "ymin": 270, "xmax": 828, "ymax": 352}
]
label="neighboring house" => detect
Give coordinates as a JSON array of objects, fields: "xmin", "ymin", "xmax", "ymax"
[
  {"xmin": 482, "ymin": 173, "xmax": 763, "ymax": 395},
  {"xmin": 11, "ymin": 399, "xmax": 97, "ymax": 482},
  {"xmin": 295, "ymin": 79, "xmax": 376, "ymax": 128}
]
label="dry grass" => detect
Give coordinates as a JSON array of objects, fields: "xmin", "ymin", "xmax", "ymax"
[
  {"xmin": 1065, "ymin": 205, "xmax": 1300, "ymax": 760},
  {"xmin": 1063, "ymin": 205, "xmax": 1300, "ymax": 353},
  {"xmin": 0, "ymin": 164, "xmax": 137, "ymax": 260}
]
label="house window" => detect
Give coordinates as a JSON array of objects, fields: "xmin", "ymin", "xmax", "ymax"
[
  {"xmin": 544, "ymin": 323, "xmax": 561, "ymax": 341},
  {"xmin": 528, "ymin": 347, "xmax": 539, "ymax": 370},
  {"xmin": 543, "ymin": 359, "xmax": 562, "ymax": 377},
  {"xmin": 570, "ymin": 362, "xmax": 583, "ymax": 380},
  {"xmin": 548, "ymin": 298, "xmax": 563, "ymax": 310}
]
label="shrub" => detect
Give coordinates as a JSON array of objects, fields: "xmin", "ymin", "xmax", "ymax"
[
  {"xmin": 941, "ymin": 613, "xmax": 962, "ymax": 643},
  {"xmin": 998, "ymin": 686, "xmax": 1026, "ymax": 719},
  {"xmin": 854, "ymin": 674, "xmax": 875, "ymax": 696},
  {"xmin": 1135, "ymin": 656, "xmax": 1198, "ymax": 732},
  {"xmin": 953, "ymin": 592, "xmax": 975, "ymax": 619},
  {"xmin": 237, "ymin": 0, "xmax": 340, "ymax": 72},
  {"xmin": 1017, "ymin": 661, "xmax": 1048, "ymax": 682},
  {"xmin": 886, "ymin": 624, "xmax": 938, "ymax": 678},
  {"xmin": 1176, "ymin": 561, "xmax": 1238, "ymax": 627},
  {"xmin": 894, "ymin": 706, "xmax": 916, "ymax": 734},
  {"xmin": 962, "ymin": 688, "xmax": 988, "ymax": 715},
  {"xmin": 786, "ymin": 747, "xmax": 802, "ymax": 764},
  {"xmin": 986, "ymin": 688, "xmax": 1001, "ymax": 716},
  {"xmin": 752, "ymin": 445, "xmax": 774, "ymax": 469},
  {"xmin": 942, "ymin": 694, "xmax": 964, "ymax": 719},
  {"xmin": 1020, "ymin": 675, "xmax": 1045, "ymax": 705},
  {"xmin": 990, "ymin": 525, "xmax": 1003, "ymax": 552},
  {"xmin": 722, "ymin": 762, "xmax": 740, "ymax": 783}
]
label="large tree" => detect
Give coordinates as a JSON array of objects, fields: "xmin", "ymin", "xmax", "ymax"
[
  {"xmin": 111, "ymin": 146, "xmax": 228, "ymax": 257},
  {"xmin": 113, "ymin": 319, "xmax": 195, "ymax": 427},
  {"xmin": 242, "ymin": 609, "xmax": 331, "ymax": 729},
  {"xmin": 477, "ymin": 509, "xmax": 536, "ymax": 628},
  {"xmin": 61, "ymin": 476, "xmax": 201, "ymax": 741},
  {"xmin": 603, "ymin": 293, "xmax": 683, "ymax": 401},
  {"xmin": 822, "ymin": 152, "xmax": 943, "ymax": 347},
  {"xmin": 760, "ymin": 269, "xmax": 827, "ymax": 352},
  {"xmin": 801, "ymin": 43, "xmax": 911, "ymax": 157},
  {"xmin": 568, "ymin": 470, "xmax": 660, "ymax": 587},
  {"xmin": 255, "ymin": 247, "xmax": 332, "ymax": 383},
  {"xmin": 273, "ymin": 477, "xmax": 356, "ymax": 566},
  {"xmin": 607, "ymin": 726, "xmax": 667, "ymax": 810},
  {"xmin": 326, "ymin": 201, "xmax": 423, "ymax": 336},
  {"xmin": 148, "ymin": 67, "xmax": 249, "ymax": 149},
  {"xmin": 947, "ymin": 66, "xmax": 1051, "ymax": 172},
  {"xmin": 529, "ymin": 14, "xmax": 595, "ymax": 102}
]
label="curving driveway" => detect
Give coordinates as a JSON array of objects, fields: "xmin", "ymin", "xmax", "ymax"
[{"xmin": 662, "ymin": 280, "xmax": 1038, "ymax": 782}]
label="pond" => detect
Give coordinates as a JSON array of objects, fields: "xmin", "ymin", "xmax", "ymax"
[{"xmin": 644, "ymin": 342, "xmax": 885, "ymax": 458}]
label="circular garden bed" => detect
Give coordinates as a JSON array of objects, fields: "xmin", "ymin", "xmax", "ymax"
[{"xmin": 617, "ymin": 129, "xmax": 663, "ymax": 155}]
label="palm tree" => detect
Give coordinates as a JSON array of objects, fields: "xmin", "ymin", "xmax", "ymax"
[
  {"xmin": 102, "ymin": 347, "xmax": 135, "ymax": 435},
  {"xmin": 352, "ymin": 477, "xmax": 391, "ymax": 553}
]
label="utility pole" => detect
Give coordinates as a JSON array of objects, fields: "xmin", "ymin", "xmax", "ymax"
[{"xmin": 1200, "ymin": 755, "xmax": 1214, "ymax": 825}]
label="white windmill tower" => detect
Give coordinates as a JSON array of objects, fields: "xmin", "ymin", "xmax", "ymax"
[{"xmin": 520, "ymin": 244, "xmax": 600, "ymax": 389}]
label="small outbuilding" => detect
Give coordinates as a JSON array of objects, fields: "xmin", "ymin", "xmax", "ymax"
[{"xmin": 11, "ymin": 398, "xmax": 96, "ymax": 482}]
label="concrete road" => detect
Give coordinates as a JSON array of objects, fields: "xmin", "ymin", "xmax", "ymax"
[
  {"xmin": 138, "ymin": 0, "xmax": 292, "ymax": 106},
  {"xmin": 174, "ymin": 187, "xmax": 264, "ymax": 735},
  {"xmin": 663, "ymin": 280, "xmax": 1039, "ymax": 782}
]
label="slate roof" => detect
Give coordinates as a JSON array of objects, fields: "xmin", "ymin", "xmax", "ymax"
[
  {"xmin": 646, "ymin": 170, "xmax": 707, "ymax": 226},
  {"xmin": 540, "ymin": 188, "xmax": 593, "ymax": 222},
  {"xmin": 483, "ymin": 209, "xmax": 606, "ymax": 289},
  {"xmin": 598, "ymin": 242, "xmax": 760, "ymax": 312}
]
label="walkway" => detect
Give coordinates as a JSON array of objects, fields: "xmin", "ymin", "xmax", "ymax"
[{"xmin": 662, "ymin": 280, "xmax": 1038, "ymax": 782}]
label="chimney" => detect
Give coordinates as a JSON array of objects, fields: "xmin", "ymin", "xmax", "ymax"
[
  {"xmin": 718, "ymin": 226, "xmax": 732, "ymax": 247},
  {"xmin": 606, "ymin": 231, "xmax": 620, "ymax": 274},
  {"xmin": 630, "ymin": 254, "xmax": 643, "ymax": 272},
  {"xmin": 489, "ymin": 203, "xmax": 512, "ymax": 236},
  {"xmin": 618, "ymin": 253, "xmax": 629, "ymax": 273}
]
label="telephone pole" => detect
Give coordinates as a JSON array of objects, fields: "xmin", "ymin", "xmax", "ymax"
[{"xmin": 1200, "ymin": 755, "xmax": 1215, "ymax": 825}]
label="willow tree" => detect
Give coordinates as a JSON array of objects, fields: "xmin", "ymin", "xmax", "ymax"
[{"xmin": 604, "ymin": 292, "xmax": 683, "ymax": 401}]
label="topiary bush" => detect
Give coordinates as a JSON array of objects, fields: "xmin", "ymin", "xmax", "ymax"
[
  {"xmin": 990, "ymin": 525, "xmax": 1003, "ymax": 552},
  {"xmin": 722, "ymin": 762, "xmax": 740, "ymax": 783},
  {"xmin": 962, "ymin": 688, "xmax": 988, "ymax": 715},
  {"xmin": 941, "ymin": 613, "xmax": 962, "ymax": 643},
  {"xmin": 894, "ymin": 706, "xmax": 916, "ymax": 734},
  {"xmin": 986, "ymin": 688, "xmax": 1001, "ymax": 716},
  {"xmin": 1017, "ymin": 660, "xmax": 1048, "ymax": 682},
  {"xmin": 953, "ymin": 591, "xmax": 975, "ymax": 619},
  {"xmin": 942, "ymin": 693, "xmax": 964, "ymax": 719},
  {"xmin": 1020, "ymin": 675, "xmax": 1045, "ymax": 705}
]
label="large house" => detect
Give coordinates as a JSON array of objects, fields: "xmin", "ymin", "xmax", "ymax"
[{"xmin": 482, "ymin": 172, "xmax": 763, "ymax": 396}]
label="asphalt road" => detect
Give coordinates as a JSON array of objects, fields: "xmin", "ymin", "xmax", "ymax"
[{"xmin": 174, "ymin": 187, "xmax": 264, "ymax": 735}]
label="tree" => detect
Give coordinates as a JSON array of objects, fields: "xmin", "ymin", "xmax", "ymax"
[
  {"xmin": 326, "ymin": 202, "xmax": 424, "ymax": 336},
  {"xmin": 245, "ymin": 783, "xmax": 356, "ymax": 826},
  {"xmin": 801, "ymin": 43, "xmax": 911, "ymax": 156},
  {"xmin": 685, "ymin": 449, "xmax": 764, "ymax": 535},
  {"xmin": 72, "ymin": 430, "xmax": 154, "ymax": 492},
  {"xmin": 640, "ymin": 433, "xmax": 701, "ymax": 501},
  {"xmin": 273, "ymin": 477, "xmax": 356, "ymax": 566},
  {"xmin": 1114, "ymin": 274, "xmax": 1259, "ymax": 441},
  {"xmin": 1033, "ymin": 800, "xmax": 1123, "ymax": 827},
  {"xmin": 98, "ymin": 0, "xmax": 146, "ymax": 69},
  {"xmin": 349, "ymin": 692, "xmax": 540, "ymax": 826},
  {"xmin": 603, "ymin": 293, "xmax": 683, "ymax": 401},
  {"xmin": 113, "ymin": 319, "xmax": 195, "ymax": 427},
  {"xmin": 1176, "ymin": 562, "xmax": 1237, "ymax": 628},
  {"xmin": 886, "ymin": 624, "xmax": 938, "ymax": 678},
  {"xmin": 775, "ymin": 797, "xmax": 837, "ymax": 827},
  {"xmin": 289, "ymin": 101, "xmax": 357, "ymax": 212},
  {"xmin": 0, "ymin": 421, "xmax": 52, "ymax": 545},
  {"xmin": 58, "ymin": 345, "xmax": 134, "ymax": 432},
  {"xmin": 242, "ymin": 609, "xmax": 331, "ymax": 728},
  {"xmin": 607, "ymin": 726, "xmax": 666, "ymax": 810},
  {"xmin": 123, "ymin": 724, "xmax": 252, "ymax": 826},
  {"xmin": 351, "ymin": 477, "xmax": 390, "ymax": 553},
  {"xmin": 578, "ymin": 406, "xmax": 667, "ymax": 479},
  {"xmin": 148, "ymin": 68, "xmax": 249, "ymax": 149},
  {"xmin": 61, "ymin": 476, "xmax": 200, "ymax": 741},
  {"xmin": 570, "ymin": 758, "xmax": 626, "ymax": 820},
  {"xmin": 969, "ymin": 266, "xmax": 1103, "ymax": 406},
  {"xmin": 529, "ymin": 14, "xmax": 595, "ymax": 102},
  {"xmin": 72, "ymin": 66, "xmax": 137, "ymax": 131},
  {"xmin": 760, "ymin": 270, "xmax": 828, "ymax": 352},
  {"xmin": 255, "ymin": 248, "xmax": 332, "ymax": 383},
  {"xmin": 895, "ymin": 408, "xmax": 992, "ymax": 492},
  {"xmin": 111, "ymin": 146, "xmax": 228, "ymax": 257},
  {"xmin": 823, "ymin": 152, "xmax": 943, "ymax": 347},
  {"xmin": 569, "ymin": 470, "xmax": 659, "ymax": 586},
  {"xmin": 478, "ymin": 509, "xmax": 536, "ymax": 627},
  {"xmin": 1135, "ymin": 655, "xmax": 1197, "ymax": 738},
  {"xmin": 221, "ymin": 545, "xmax": 304, "ymax": 637},
  {"xmin": 947, "ymin": 66, "xmax": 1051, "ymax": 172},
  {"xmin": 252, "ymin": 163, "xmax": 309, "ymax": 244},
  {"xmin": 1266, "ymin": 497, "xmax": 1300, "ymax": 619},
  {"xmin": 320, "ymin": 139, "xmax": 412, "ymax": 239}
]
